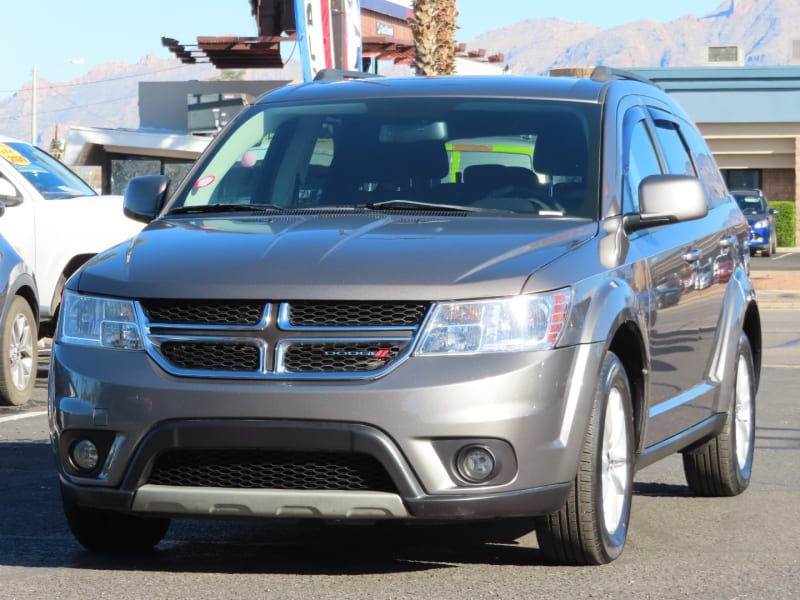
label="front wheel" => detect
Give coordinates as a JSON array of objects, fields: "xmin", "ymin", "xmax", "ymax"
[
  {"xmin": 0, "ymin": 296, "xmax": 37, "ymax": 406},
  {"xmin": 535, "ymin": 352, "xmax": 634, "ymax": 565},
  {"xmin": 682, "ymin": 333, "xmax": 755, "ymax": 496},
  {"xmin": 62, "ymin": 489, "xmax": 170, "ymax": 552}
]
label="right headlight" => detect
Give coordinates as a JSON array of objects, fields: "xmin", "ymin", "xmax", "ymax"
[
  {"xmin": 57, "ymin": 290, "xmax": 143, "ymax": 350},
  {"xmin": 415, "ymin": 288, "xmax": 572, "ymax": 355}
]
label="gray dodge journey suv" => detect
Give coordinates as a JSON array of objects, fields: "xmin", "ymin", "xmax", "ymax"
[{"xmin": 50, "ymin": 68, "xmax": 761, "ymax": 565}]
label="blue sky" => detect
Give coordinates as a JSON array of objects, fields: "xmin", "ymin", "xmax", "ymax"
[{"xmin": 2, "ymin": 0, "xmax": 724, "ymax": 95}]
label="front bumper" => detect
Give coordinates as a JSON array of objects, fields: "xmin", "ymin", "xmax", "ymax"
[
  {"xmin": 50, "ymin": 340, "xmax": 604, "ymax": 520},
  {"xmin": 747, "ymin": 224, "xmax": 770, "ymax": 248}
]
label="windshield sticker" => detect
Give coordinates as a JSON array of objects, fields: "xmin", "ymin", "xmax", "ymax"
[
  {"xmin": 0, "ymin": 144, "xmax": 30, "ymax": 166},
  {"xmin": 241, "ymin": 151, "xmax": 257, "ymax": 168},
  {"xmin": 195, "ymin": 175, "xmax": 216, "ymax": 189}
]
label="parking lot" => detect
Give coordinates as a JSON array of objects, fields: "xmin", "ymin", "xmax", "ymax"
[{"xmin": 0, "ymin": 296, "xmax": 798, "ymax": 598}]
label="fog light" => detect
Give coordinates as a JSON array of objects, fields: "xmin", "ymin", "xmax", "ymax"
[
  {"xmin": 456, "ymin": 445, "xmax": 496, "ymax": 483},
  {"xmin": 72, "ymin": 439, "xmax": 99, "ymax": 471}
]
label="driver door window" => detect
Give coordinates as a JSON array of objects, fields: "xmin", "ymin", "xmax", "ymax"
[{"xmin": 622, "ymin": 112, "xmax": 662, "ymax": 214}]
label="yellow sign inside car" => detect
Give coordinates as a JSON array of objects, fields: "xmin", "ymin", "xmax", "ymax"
[{"xmin": 0, "ymin": 143, "xmax": 30, "ymax": 166}]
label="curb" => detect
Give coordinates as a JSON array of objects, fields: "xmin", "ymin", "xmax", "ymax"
[{"xmin": 755, "ymin": 290, "xmax": 800, "ymax": 310}]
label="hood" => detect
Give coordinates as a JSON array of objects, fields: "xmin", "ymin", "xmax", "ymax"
[
  {"xmin": 39, "ymin": 194, "xmax": 144, "ymax": 244},
  {"xmin": 75, "ymin": 214, "xmax": 596, "ymax": 300}
]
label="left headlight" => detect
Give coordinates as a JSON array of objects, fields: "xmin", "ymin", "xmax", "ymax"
[
  {"xmin": 57, "ymin": 290, "xmax": 143, "ymax": 350},
  {"xmin": 753, "ymin": 218, "xmax": 769, "ymax": 229},
  {"xmin": 415, "ymin": 288, "xmax": 572, "ymax": 355}
]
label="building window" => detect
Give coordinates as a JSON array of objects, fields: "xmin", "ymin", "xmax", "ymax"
[
  {"xmin": 187, "ymin": 93, "xmax": 248, "ymax": 133},
  {"xmin": 722, "ymin": 169, "xmax": 761, "ymax": 191},
  {"xmin": 708, "ymin": 46, "xmax": 741, "ymax": 63},
  {"xmin": 108, "ymin": 155, "xmax": 194, "ymax": 195}
]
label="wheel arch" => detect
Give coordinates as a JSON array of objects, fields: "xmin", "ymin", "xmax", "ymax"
[
  {"xmin": 564, "ymin": 277, "xmax": 650, "ymax": 458},
  {"xmin": 742, "ymin": 300, "xmax": 762, "ymax": 391},
  {"xmin": 5, "ymin": 271, "xmax": 40, "ymax": 329},
  {"xmin": 608, "ymin": 321, "xmax": 647, "ymax": 459},
  {"xmin": 710, "ymin": 268, "xmax": 761, "ymax": 399},
  {"xmin": 49, "ymin": 253, "xmax": 96, "ymax": 316}
]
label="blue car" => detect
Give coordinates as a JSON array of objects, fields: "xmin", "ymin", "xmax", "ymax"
[
  {"xmin": 732, "ymin": 189, "xmax": 778, "ymax": 256},
  {"xmin": 0, "ymin": 217, "xmax": 38, "ymax": 406}
]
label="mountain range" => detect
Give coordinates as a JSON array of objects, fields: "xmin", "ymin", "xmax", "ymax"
[{"xmin": 1, "ymin": 0, "xmax": 797, "ymax": 148}]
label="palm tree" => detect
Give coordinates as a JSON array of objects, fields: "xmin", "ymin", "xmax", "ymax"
[
  {"xmin": 410, "ymin": 0, "xmax": 439, "ymax": 75},
  {"xmin": 436, "ymin": 0, "xmax": 458, "ymax": 75},
  {"xmin": 411, "ymin": 0, "xmax": 458, "ymax": 76}
]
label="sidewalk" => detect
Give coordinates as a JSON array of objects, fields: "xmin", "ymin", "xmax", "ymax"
[{"xmin": 750, "ymin": 247, "xmax": 800, "ymax": 309}]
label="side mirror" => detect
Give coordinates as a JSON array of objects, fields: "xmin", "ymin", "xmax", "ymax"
[
  {"xmin": 624, "ymin": 175, "xmax": 708, "ymax": 233},
  {"xmin": 0, "ymin": 178, "xmax": 23, "ymax": 208},
  {"xmin": 769, "ymin": 207, "xmax": 778, "ymax": 215},
  {"xmin": 124, "ymin": 175, "xmax": 170, "ymax": 223}
]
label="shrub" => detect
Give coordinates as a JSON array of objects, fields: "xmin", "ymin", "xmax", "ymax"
[{"xmin": 770, "ymin": 200, "xmax": 796, "ymax": 247}]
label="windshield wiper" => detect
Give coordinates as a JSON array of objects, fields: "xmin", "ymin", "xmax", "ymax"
[
  {"xmin": 364, "ymin": 199, "xmax": 493, "ymax": 213},
  {"xmin": 169, "ymin": 203, "xmax": 287, "ymax": 215}
]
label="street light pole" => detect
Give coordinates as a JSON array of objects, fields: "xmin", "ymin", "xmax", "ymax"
[
  {"xmin": 31, "ymin": 65, "xmax": 37, "ymax": 145},
  {"xmin": 30, "ymin": 59, "xmax": 85, "ymax": 148}
]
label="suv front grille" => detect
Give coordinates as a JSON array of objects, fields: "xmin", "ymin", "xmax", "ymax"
[
  {"xmin": 141, "ymin": 300, "xmax": 429, "ymax": 379},
  {"xmin": 142, "ymin": 299, "xmax": 267, "ymax": 326},
  {"xmin": 160, "ymin": 341, "xmax": 262, "ymax": 372},
  {"xmin": 148, "ymin": 449, "xmax": 397, "ymax": 492},
  {"xmin": 288, "ymin": 301, "xmax": 428, "ymax": 327}
]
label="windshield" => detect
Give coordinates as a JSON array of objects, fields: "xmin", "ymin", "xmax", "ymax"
[
  {"xmin": 171, "ymin": 97, "xmax": 600, "ymax": 219},
  {"xmin": 0, "ymin": 142, "xmax": 96, "ymax": 199},
  {"xmin": 733, "ymin": 193, "xmax": 767, "ymax": 216}
]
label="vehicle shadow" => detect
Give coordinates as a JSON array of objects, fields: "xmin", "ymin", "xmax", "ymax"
[
  {"xmin": 2, "ymin": 438, "xmax": 767, "ymax": 574},
  {"xmin": 0, "ymin": 441, "xmax": 546, "ymax": 573}
]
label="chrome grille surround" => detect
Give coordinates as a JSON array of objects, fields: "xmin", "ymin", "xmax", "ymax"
[{"xmin": 138, "ymin": 300, "xmax": 429, "ymax": 380}]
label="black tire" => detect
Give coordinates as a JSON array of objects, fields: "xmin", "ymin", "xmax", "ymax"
[
  {"xmin": 0, "ymin": 296, "xmax": 37, "ymax": 406},
  {"xmin": 771, "ymin": 232, "xmax": 778, "ymax": 256},
  {"xmin": 683, "ymin": 333, "xmax": 755, "ymax": 496},
  {"xmin": 535, "ymin": 352, "xmax": 634, "ymax": 565},
  {"xmin": 62, "ymin": 490, "xmax": 170, "ymax": 552},
  {"xmin": 762, "ymin": 241, "xmax": 772, "ymax": 257}
]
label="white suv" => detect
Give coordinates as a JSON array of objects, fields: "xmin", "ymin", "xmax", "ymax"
[{"xmin": 0, "ymin": 136, "xmax": 142, "ymax": 335}]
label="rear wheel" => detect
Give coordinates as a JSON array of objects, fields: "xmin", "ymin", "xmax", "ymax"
[
  {"xmin": 0, "ymin": 296, "xmax": 37, "ymax": 406},
  {"xmin": 683, "ymin": 333, "xmax": 755, "ymax": 496},
  {"xmin": 535, "ymin": 352, "xmax": 634, "ymax": 565},
  {"xmin": 62, "ymin": 489, "xmax": 170, "ymax": 552}
]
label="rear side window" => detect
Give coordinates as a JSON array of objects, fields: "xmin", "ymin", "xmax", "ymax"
[
  {"xmin": 679, "ymin": 123, "xmax": 729, "ymax": 207},
  {"xmin": 649, "ymin": 107, "xmax": 728, "ymax": 208}
]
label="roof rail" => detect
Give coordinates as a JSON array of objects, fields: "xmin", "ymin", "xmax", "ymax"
[
  {"xmin": 590, "ymin": 66, "xmax": 660, "ymax": 88},
  {"xmin": 313, "ymin": 69, "xmax": 383, "ymax": 82}
]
